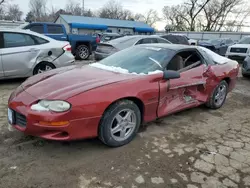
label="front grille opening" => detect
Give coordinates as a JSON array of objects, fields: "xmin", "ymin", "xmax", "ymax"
[
  {"xmin": 14, "ymin": 111, "xmax": 27, "ymax": 127},
  {"xmin": 230, "ymin": 48, "xmax": 248, "ymax": 53}
]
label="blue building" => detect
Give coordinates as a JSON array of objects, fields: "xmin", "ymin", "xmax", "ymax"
[{"xmin": 55, "ymin": 14, "xmax": 154, "ymax": 35}]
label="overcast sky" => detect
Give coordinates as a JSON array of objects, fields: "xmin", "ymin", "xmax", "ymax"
[{"xmin": 11, "ymin": 0, "xmax": 183, "ymax": 30}]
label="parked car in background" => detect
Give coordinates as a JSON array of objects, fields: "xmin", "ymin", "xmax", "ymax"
[
  {"xmin": 160, "ymin": 34, "xmax": 189, "ymax": 45},
  {"xmin": 99, "ymin": 33, "xmax": 122, "ymax": 43},
  {"xmin": 0, "ymin": 29, "xmax": 74, "ymax": 80},
  {"xmin": 8, "ymin": 44, "xmax": 239, "ymax": 147},
  {"xmin": 184, "ymin": 36, "xmax": 198, "ymax": 45},
  {"xmin": 95, "ymin": 35, "xmax": 171, "ymax": 60},
  {"xmin": 226, "ymin": 36, "xmax": 250, "ymax": 63},
  {"xmin": 198, "ymin": 38, "xmax": 234, "ymax": 56},
  {"xmin": 22, "ymin": 23, "xmax": 98, "ymax": 60},
  {"xmin": 242, "ymin": 56, "xmax": 250, "ymax": 77}
]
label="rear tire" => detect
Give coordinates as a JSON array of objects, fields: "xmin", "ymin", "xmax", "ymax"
[
  {"xmin": 76, "ymin": 45, "xmax": 90, "ymax": 60},
  {"xmin": 206, "ymin": 80, "xmax": 228, "ymax": 109},
  {"xmin": 242, "ymin": 72, "xmax": 249, "ymax": 78},
  {"xmin": 33, "ymin": 62, "xmax": 55, "ymax": 75},
  {"xmin": 98, "ymin": 100, "xmax": 141, "ymax": 147}
]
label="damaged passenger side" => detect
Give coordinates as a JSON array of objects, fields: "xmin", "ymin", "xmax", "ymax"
[{"xmin": 158, "ymin": 49, "xmax": 209, "ymax": 117}]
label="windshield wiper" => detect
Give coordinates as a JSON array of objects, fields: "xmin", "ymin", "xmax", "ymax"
[{"xmin": 149, "ymin": 57, "xmax": 162, "ymax": 68}]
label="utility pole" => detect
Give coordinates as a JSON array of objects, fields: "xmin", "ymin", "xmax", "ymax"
[{"xmin": 82, "ymin": 0, "xmax": 84, "ymax": 16}]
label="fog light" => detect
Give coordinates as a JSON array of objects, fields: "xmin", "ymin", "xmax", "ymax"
[{"xmin": 39, "ymin": 121, "xmax": 69, "ymax": 126}]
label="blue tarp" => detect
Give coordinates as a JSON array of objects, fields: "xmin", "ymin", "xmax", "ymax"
[
  {"xmin": 70, "ymin": 23, "xmax": 108, "ymax": 30},
  {"xmin": 134, "ymin": 27, "xmax": 154, "ymax": 33}
]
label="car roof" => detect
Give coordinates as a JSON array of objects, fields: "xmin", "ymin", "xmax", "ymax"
[
  {"xmin": 118, "ymin": 35, "xmax": 162, "ymax": 39},
  {"xmin": 139, "ymin": 43, "xmax": 200, "ymax": 51},
  {"xmin": 0, "ymin": 28, "xmax": 54, "ymax": 41}
]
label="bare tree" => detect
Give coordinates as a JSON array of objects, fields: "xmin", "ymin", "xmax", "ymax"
[
  {"xmin": 25, "ymin": 11, "xmax": 34, "ymax": 22},
  {"xmin": 99, "ymin": 0, "xmax": 123, "ymax": 19},
  {"xmin": 29, "ymin": 0, "xmax": 48, "ymax": 21},
  {"xmin": 119, "ymin": 9, "xmax": 134, "ymax": 20},
  {"xmin": 202, "ymin": 0, "xmax": 243, "ymax": 31},
  {"xmin": 65, "ymin": 0, "xmax": 82, "ymax": 16},
  {"xmin": 134, "ymin": 9, "xmax": 160, "ymax": 26},
  {"xmin": 0, "ymin": 0, "xmax": 5, "ymax": 19},
  {"xmin": 4, "ymin": 4, "xmax": 23, "ymax": 21},
  {"xmin": 182, "ymin": 0, "xmax": 211, "ymax": 31},
  {"xmin": 162, "ymin": 0, "xmax": 249, "ymax": 31},
  {"xmin": 162, "ymin": 5, "xmax": 188, "ymax": 31},
  {"xmin": 163, "ymin": 0, "xmax": 211, "ymax": 31},
  {"xmin": 83, "ymin": 9, "xmax": 95, "ymax": 17}
]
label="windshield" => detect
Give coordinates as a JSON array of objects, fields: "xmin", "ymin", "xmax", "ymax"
[
  {"xmin": 90, "ymin": 46, "xmax": 175, "ymax": 74},
  {"xmin": 238, "ymin": 37, "xmax": 250, "ymax": 44},
  {"xmin": 207, "ymin": 39, "xmax": 221, "ymax": 45}
]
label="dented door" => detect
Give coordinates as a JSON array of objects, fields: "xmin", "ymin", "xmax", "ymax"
[
  {"xmin": 2, "ymin": 32, "xmax": 40, "ymax": 77},
  {"xmin": 158, "ymin": 64, "xmax": 209, "ymax": 117}
]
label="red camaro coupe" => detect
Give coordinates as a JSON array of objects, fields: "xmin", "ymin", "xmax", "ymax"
[{"xmin": 8, "ymin": 44, "xmax": 239, "ymax": 147}]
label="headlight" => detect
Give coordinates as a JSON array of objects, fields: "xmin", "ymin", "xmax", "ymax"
[{"xmin": 31, "ymin": 100, "xmax": 71, "ymax": 112}]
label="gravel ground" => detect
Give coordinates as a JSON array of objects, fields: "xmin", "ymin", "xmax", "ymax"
[{"xmin": 0, "ymin": 64, "xmax": 250, "ymax": 188}]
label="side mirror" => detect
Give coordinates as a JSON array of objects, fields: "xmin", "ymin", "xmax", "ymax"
[{"xmin": 163, "ymin": 70, "xmax": 180, "ymax": 80}]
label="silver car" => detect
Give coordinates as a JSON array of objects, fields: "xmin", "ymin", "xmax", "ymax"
[
  {"xmin": 0, "ymin": 29, "xmax": 75, "ymax": 80},
  {"xmin": 94, "ymin": 35, "xmax": 171, "ymax": 60}
]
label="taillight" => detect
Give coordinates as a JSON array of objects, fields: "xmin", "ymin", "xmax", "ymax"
[
  {"xmin": 96, "ymin": 37, "xmax": 100, "ymax": 43},
  {"xmin": 63, "ymin": 44, "xmax": 72, "ymax": 52}
]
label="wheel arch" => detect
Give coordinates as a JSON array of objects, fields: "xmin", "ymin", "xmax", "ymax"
[
  {"xmin": 222, "ymin": 77, "xmax": 231, "ymax": 85},
  {"xmin": 102, "ymin": 96, "xmax": 145, "ymax": 123},
  {"xmin": 33, "ymin": 61, "xmax": 56, "ymax": 75}
]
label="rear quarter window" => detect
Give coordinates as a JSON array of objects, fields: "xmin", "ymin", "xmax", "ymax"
[
  {"xmin": 47, "ymin": 25, "xmax": 64, "ymax": 34},
  {"xmin": 33, "ymin": 36, "xmax": 49, "ymax": 44},
  {"xmin": 29, "ymin": 25, "xmax": 44, "ymax": 34},
  {"xmin": 162, "ymin": 35, "xmax": 178, "ymax": 44},
  {"xmin": 176, "ymin": 36, "xmax": 189, "ymax": 45}
]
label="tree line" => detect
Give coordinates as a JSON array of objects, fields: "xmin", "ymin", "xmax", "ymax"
[{"xmin": 0, "ymin": 0, "xmax": 249, "ymax": 31}]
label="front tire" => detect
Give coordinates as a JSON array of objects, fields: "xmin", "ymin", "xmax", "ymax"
[
  {"xmin": 76, "ymin": 45, "xmax": 90, "ymax": 60},
  {"xmin": 206, "ymin": 80, "xmax": 228, "ymax": 109},
  {"xmin": 99, "ymin": 100, "xmax": 141, "ymax": 147},
  {"xmin": 242, "ymin": 72, "xmax": 249, "ymax": 78}
]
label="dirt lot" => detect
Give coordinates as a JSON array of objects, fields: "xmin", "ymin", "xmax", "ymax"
[{"xmin": 0, "ymin": 67, "xmax": 250, "ymax": 188}]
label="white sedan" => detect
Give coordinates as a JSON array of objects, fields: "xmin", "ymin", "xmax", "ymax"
[{"xmin": 0, "ymin": 29, "xmax": 75, "ymax": 80}]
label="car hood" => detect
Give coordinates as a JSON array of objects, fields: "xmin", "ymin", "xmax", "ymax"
[
  {"xmin": 21, "ymin": 65, "xmax": 139, "ymax": 100},
  {"xmin": 229, "ymin": 44, "xmax": 250, "ymax": 48}
]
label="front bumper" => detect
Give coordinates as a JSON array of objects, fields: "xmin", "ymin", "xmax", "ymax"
[{"xmin": 8, "ymin": 89, "xmax": 100, "ymax": 141}]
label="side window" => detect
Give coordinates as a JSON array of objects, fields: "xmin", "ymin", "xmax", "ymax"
[
  {"xmin": 47, "ymin": 25, "xmax": 64, "ymax": 34},
  {"xmin": 221, "ymin": 40, "xmax": 226, "ymax": 45},
  {"xmin": 177, "ymin": 36, "xmax": 189, "ymax": 45},
  {"xmin": 33, "ymin": 36, "xmax": 49, "ymax": 44},
  {"xmin": 157, "ymin": 38, "xmax": 170, "ymax": 43},
  {"xmin": 135, "ymin": 39, "xmax": 143, "ymax": 45},
  {"xmin": 167, "ymin": 51, "xmax": 203, "ymax": 72},
  {"xmin": 164, "ymin": 35, "xmax": 178, "ymax": 44},
  {"xmin": 29, "ymin": 25, "xmax": 44, "ymax": 34},
  {"xmin": 226, "ymin": 39, "xmax": 233, "ymax": 44},
  {"xmin": 0, "ymin": 33, "xmax": 3, "ymax": 48},
  {"xmin": 141, "ymin": 38, "xmax": 158, "ymax": 44},
  {"xmin": 150, "ymin": 38, "xmax": 158, "ymax": 43},
  {"xmin": 141, "ymin": 38, "xmax": 152, "ymax": 44},
  {"xmin": 3, "ymin": 33, "xmax": 36, "ymax": 48}
]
